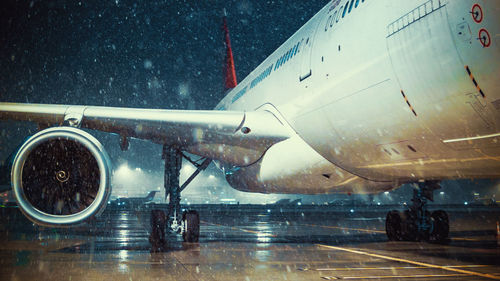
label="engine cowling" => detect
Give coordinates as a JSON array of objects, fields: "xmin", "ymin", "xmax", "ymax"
[{"xmin": 11, "ymin": 127, "xmax": 112, "ymax": 226}]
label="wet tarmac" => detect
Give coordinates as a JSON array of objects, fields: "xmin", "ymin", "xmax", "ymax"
[{"xmin": 0, "ymin": 204, "xmax": 499, "ymax": 280}]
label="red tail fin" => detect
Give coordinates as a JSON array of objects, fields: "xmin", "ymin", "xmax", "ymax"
[{"xmin": 223, "ymin": 10, "xmax": 237, "ymax": 90}]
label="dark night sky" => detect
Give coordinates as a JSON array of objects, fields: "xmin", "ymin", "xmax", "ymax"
[
  {"xmin": 0, "ymin": 0, "xmax": 326, "ymax": 108},
  {"xmin": 0, "ymin": 0, "xmax": 497, "ymax": 202},
  {"xmin": 0, "ymin": 0, "xmax": 326, "ymax": 163},
  {"xmin": 0, "ymin": 0, "xmax": 331, "ymax": 201}
]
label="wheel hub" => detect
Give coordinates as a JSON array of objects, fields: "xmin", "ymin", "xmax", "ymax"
[{"xmin": 56, "ymin": 170, "xmax": 70, "ymax": 183}]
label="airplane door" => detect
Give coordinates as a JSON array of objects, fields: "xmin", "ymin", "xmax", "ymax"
[
  {"xmin": 299, "ymin": 37, "xmax": 313, "ymax": 81},
  {"xmin": 386, "ymin": 0, "xmax": 496, "ymax": 147},
  {"xmin": 299, "ymin": 16, "xmax": 323, "ymax": 82},
  {"xmin": 446, "ymin": 1, "xmax": 500, "ymax": 109}
]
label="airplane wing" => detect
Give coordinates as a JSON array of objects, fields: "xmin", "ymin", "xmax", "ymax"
[{"xmin": 0, "ymin": 102, "xmax": 292, "ymax": 166}]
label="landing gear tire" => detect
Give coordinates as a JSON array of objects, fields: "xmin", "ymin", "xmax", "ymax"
[
  {"xmin": 386, "ymin": 210, "xmax": 403, "ymax": 241},
  {"xmin": 429, "ymin": 210, "xmax": 449, "ymax": 243},
  {"xmin": 149, "ymin": 209, "xmax": 166, "ymax": 252},
  {"xmin": 399, "ymin": 210, "xmax": 417, "ymax": 241},
  {"xmin": 182, "ymin": 210, "xmax": 200, "ymax": 243}
]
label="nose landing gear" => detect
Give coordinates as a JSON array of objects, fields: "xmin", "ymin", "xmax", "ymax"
[{"xmin": 385, "ymin": 181, "xmax": 449, "ymax": 243}]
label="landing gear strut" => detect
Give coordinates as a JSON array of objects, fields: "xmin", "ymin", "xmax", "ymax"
[
  {"xmin": 149, "ymin": 146, "xmax": 210, "ymax": 250},
  {"xmin": 386, "ymin": 181, "xmax": 449, "ymax": 243}
]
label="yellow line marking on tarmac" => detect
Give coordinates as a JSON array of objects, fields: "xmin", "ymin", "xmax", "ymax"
[
  {"xmin": 303, "ymin": 223, "xmax": 385, "ymax": 234},
  {"xmin": 305, "ymin": 264, "xmax": 489, "ymax": 271},
  {"xmin": 322, "ymin": 273, "xmax": 467, "ymax": 279},
  {"xmin": 451, "ymin": 237, "xmax": 481, "ymax": 241},
  {"xmin": 201, "ymin": 221, "xmax": 277, "ymax": 237},
  {"xmin": 317, "ymin": 244, "xmax": 500, "ymax": 280}
]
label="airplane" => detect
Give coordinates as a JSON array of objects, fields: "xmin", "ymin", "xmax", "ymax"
[
  {"xmin": 0, "ymin": 0, "xmax": 499, "ymax": 245},
  {"xmin": 273, "ymin": 198, "xmax": 303, "ymax": 206},
  {"xmin": 289, "ymin": 199, "xmax": 302, "ymax": 206},
  {"xmin": 273, "ymin": 199, "xmax": 291, "ymax": 205},
  {"xmin": 109, "ymin": 191, "xmax": 158, "ymax": 207}
]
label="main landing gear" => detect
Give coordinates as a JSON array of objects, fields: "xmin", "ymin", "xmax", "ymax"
[
  {"xmin": 385, "ymin": 181, "xmax": 449, "ymax": 243},
  {"xmin": 149, "ymin": 146, "xmax": 210, "ymax": 251}
]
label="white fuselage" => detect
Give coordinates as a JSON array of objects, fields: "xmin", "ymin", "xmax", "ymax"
[{"xmin": 216, "ymin": 0, "xmax": 500, "ymax": 194}]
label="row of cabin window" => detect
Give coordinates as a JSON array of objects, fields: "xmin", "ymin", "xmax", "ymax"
[
  {"xmin": 274, "ymin": 41, "xmax": 301, "ymax": 71},
  {"xmin": 325, "ymin": 0, "xmax": 365, "ymax": 32},
  {"xmin": 232, "ymin": 86, "xmax": 248, "ymax": 103},
  {"xmin": 250, "ymin": 64, "xmax": 273, "ymax": 89}
]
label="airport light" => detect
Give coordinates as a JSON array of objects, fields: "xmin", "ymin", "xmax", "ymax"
[
  {"xmin": 384, "ymin": 191, "xmax": 389, "ymax": 195},
  {"xmin": 350, "ymin": 209, "xmax": 354, "ymax": 213},
  {"xmin": 440, "ymin": 191, "xmax": 445, "ymax": 195},
  {"xmin": 464, "ymin": 201, "xmax": 468, "ymax": 205}
]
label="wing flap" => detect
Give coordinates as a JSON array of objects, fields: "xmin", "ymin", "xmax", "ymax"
[{"xmin": 0, "ymin": 102, "xmax": 291, "ymax": 166}]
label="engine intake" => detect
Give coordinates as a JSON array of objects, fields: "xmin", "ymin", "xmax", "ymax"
[{"xmin": 11, "ymin": 127, "xmax": 112, "ymax": 226}]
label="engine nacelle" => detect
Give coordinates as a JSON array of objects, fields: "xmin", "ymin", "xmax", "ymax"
[{"xmin": 11, "ymin": 127, "xmax": 112, "ymax": 227}]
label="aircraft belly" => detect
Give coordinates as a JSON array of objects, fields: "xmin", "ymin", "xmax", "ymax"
[{"xmin": 224, "ymin": 135, "xmax": 396, "ymax": 194}]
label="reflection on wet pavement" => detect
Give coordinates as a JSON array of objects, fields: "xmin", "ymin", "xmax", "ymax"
[{"xmin": 0, "ymin": 204, "xmax": 499, "ymax": 280}]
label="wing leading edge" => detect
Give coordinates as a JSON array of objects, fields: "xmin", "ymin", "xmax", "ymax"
[{"xmin": 0, "ymin": 102, "xmax": 292, "ymax": 167}]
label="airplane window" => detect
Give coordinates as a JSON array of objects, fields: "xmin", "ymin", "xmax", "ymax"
[
  {"xmin": 342, "ymin": 2, "xmax": 349, "ymax": 18},
  {"xmin": 348, "ymin": 0, "xmax": 355, "ymax": 13},
  {"xmin": 355, "ymin": 0, "xmax": 360, "ymax": 8},
  {"xmin": 293, "ymin": 42, "xmax": 301, "ymax": 55},
  {"xmin": 330, "ymin": 11, "xmax": 338, "ymax": 27},
  {"xmin": 284, "ymin": 49, "xmax": 291, "ymax": 63},
  {"xmin": 325, "ymin": 15, "xmax": 332, "ymax": 31},
  {"xmin": 291, "ymin": 44, "xmax": 298, "ymax": 58},
  {"xmin": 277, "ymin": 56, "xmax": 283, "ymax": 68}
]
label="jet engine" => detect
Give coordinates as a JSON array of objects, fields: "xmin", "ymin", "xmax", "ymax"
[{"xmin": 11, "ymin": 127, "xmax": 112, "ymax": 226}]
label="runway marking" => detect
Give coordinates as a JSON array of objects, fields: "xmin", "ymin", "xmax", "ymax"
[
  {"xmin": 317, "ymin": 244, "xmax": 500, "ymax": 280},
  {"xmin": 201, "ymin": 221, "xmax": 277, "ymax": 237},
  {"xmin": 321, "ymin": 273, "xmax": 467, "ymax": 279},
  {"xmin": 451, "ymin": 237, "xmax": 481, "ymax": 242},
  {"xmin": 301, "ymin": 264, "xmax": 489, "ymax": 271},
  {"xmin": 303, "ymin": 223, "xmax": 385, "ymax": 234}
]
